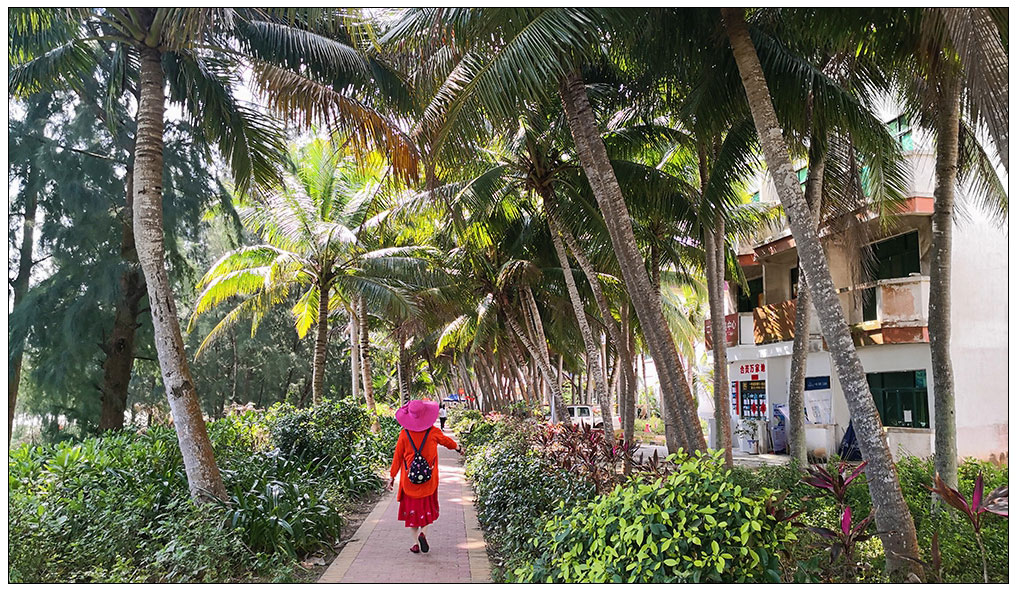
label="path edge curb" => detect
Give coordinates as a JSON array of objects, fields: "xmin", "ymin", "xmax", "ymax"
[
  {"xmin": 460, "ymin": 460, "xmax": 492, "ymax": 583},
  {"xmin": 318, "ymin": 488, "xmax": 395, "ymax": 583}
]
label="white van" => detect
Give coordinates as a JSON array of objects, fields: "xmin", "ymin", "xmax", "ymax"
[{"xmin": 567, "ymin": 405, "xmax": 622, "ymax": 434}]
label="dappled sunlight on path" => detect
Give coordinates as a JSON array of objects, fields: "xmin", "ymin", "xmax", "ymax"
[{"xmin": 319, "ymin": 443, "xmax": 490, "ymax": 583}]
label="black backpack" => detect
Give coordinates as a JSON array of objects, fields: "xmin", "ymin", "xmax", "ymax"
[{"xmin": 403, "ymin": 428, "xmax": 433, "ymax": 485}]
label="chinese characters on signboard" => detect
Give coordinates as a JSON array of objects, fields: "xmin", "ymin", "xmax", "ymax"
[{"xmin": 729, "ymin": 361, "xmax": 768, "ymax": 419}]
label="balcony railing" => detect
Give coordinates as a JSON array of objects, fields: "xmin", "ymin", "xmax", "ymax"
[{"xmin": 705, "ymin": 275, "xmax": 929, "ymax": 349}]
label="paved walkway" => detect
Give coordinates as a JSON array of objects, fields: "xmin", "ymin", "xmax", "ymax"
[{"xmin": 319, "ymin": 444, "xmax": 491, "ymax": 583}]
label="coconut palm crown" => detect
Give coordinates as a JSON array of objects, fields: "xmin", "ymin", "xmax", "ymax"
[{"xmin": 191, "ymin": 138, "xmax": 432, "ymax": 404}]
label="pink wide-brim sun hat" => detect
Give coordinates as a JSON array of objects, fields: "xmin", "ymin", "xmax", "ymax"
[{"xmin": 395, "ymin": 399, "xmax": 440, "ymax": 432}]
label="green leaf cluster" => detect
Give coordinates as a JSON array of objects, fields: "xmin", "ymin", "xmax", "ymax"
[{"xmin": 514, "ymin": 449, "xmax": 796, "ymax": 583}]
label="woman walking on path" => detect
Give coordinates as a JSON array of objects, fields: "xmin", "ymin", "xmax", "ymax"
[
  {"xmin": 439, "ymin": 403, "xmax": 447, "ymax": 430},
  {"xmin": 388, "ymin": 399, "xmax": 462, "ymax": 554}
]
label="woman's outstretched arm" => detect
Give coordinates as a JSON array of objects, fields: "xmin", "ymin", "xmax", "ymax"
[{"xmin": 434, "ymin": 430, "xmax": 461, "ymax": 453}]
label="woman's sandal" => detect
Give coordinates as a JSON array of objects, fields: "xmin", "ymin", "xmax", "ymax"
[
  {"xmin": 410, "ymin": 544, "xmax": 420, "ymax": 554},
  {"xmin": 418, "ymin": 533, "xmax": 430, "ymax": 553}
]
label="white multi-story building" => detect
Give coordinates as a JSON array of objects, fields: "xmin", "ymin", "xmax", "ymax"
[{"xmin": 704, "ymin": 114, "xmax": 1008, "ymax": 463}]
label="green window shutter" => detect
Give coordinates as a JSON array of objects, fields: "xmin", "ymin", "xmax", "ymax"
[{"xmin": 865, "ymin": 371, "xmax": 929, "ymax": 428}]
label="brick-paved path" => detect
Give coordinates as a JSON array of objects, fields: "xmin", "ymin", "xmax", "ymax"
[{"xmin": 319, "ymin": 442, "xmax": 491, "ymax": 583}]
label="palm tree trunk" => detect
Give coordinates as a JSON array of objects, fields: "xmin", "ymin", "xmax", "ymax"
[
  {"xmin": 930, "ymin": 71, "xmax": 962, "ymax": 488},
  {"xmin": 397, "ymin": 330, "xmax": 409, "ymax": 405},
  {"xmin": 621, "ymin": 302, "xmax": 638, "ymax": 446},
  {"xmin": 505, "ymin": 305, "xmax": 569, "ymax": 424},
  {"xmin": 787, "ymin": 133, "xmax": 827, "ymax": 465},
  {"xmin": 558, "ymin": 74, "xmax": 703, "ymax": 451},
  {"xmin": 545, "ymin": 197, "xmax": 615, "ymax": 444},
  {"xmin": 311, "ymin": 279, "xmax": 330, "ymax": 405},
  {"xmin": 133, "ymin": 46, "xmax": 225, "ymax": 502},
  {"xmin": 704, "ymin": 226, "xmax": 733, "ymax": 466},
  {"xmin": 349, "ymin": 307, "xmax": 360, "ymax": 403},
  {"xmin": 358, "ymin": 295, "xmax": 380, "ymax": 431},
  {"xmin": 9, "ymin": 162, "xmax": 40, "ymax": 442},
  {"xmin": 722, "ymin": 8, "xmax": 922, "ymax": 577}
]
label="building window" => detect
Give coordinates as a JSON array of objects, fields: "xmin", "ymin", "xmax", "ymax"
[
  {"xmin": 887, "ymin": 114, "xmax": 914, "ymax": 152},
  {"xmin": 737, "ymin": 277, "xmax": 764, "ymax": 313},
  {"xmin": 751, "ymin": 191, "xmax": 760, "ymax": 203},
  {"xmin": 863, "ymin": 231, "xmax": 922, "ymax": 321},
  {"xmin": 865, "ymin": 370, "xmax": 929, "ymax": 428}
]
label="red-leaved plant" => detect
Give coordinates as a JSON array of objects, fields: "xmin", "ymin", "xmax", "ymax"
[
  {"xmin": 802, "ymin": 460, "xmax": 868, "ymax": 505},
  {"xmin": 927, "ymin": 472, "xmax": 1008, "ymax": 582},
  {"xmin": 805, "ymin": 506, "xmax": 876, "ymax": 564},
  {"xmin": 799, "ymin": 460, "xmax": 875, "ymax": 580}
]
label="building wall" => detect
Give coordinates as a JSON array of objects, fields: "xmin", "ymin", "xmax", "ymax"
[{"xmin": 949, "ymin": 212, "xmax": 1009, "ymax": 463}]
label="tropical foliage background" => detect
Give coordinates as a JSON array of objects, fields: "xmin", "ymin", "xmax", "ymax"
[{"xmin": 8, "ymin": 7, "xmax": 1008, "ymax": 583}]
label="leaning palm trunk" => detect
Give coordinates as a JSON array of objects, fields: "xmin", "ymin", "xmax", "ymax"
[
  {"xmin": 504, "ymin": 302, "xmax": 570, "ymax": 424},
  {"xmin": 557, "ymin": 213, "xmax": 639, "ymax": 448},
  {"xmin": 133, "ymin": 47, "xmax": 225, "ymax": 502},
  {"xmin": 722, "ymin": 8, "xmax": 922, "ymax": 578},
  {"xmin": 559, "ymin": 71, "xmax": 704, "ymax": 453},
  {"xmin": 787, "ymin": 136, "xmax": 827, "ymax": 466},
  {"xmin": 545, "ymin": 194, "xmax": 614, "ymax": 445},
  {"xmin": 311, "ymin": 278, "xmax": 330, "ymax": 405},
  {"xmin": 358, "ymin": 296, "xmax": 380, "ymax": 431},
  {"xmin": 930, "ymin": 71, "xmax": 961, "ymax": 488}
]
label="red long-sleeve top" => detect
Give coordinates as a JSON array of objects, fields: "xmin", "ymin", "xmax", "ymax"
[{"xmin": 389, "ymin": 427, "xmax": 459, "ymax": 500}]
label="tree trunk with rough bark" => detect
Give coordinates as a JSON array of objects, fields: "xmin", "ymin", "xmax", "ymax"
[
  {"xmin": 930, "ymin": 71, "xmax": 961, "ymax": 489},
  {"xmin": 505, "ymin": 305, "xmax": 569, "ymax": 424},
  {"xmin": 722, "ymin": 8, "xmax": 922, "ymax": 578},
  {"xmin": 559, "ymin": 71, "xmax": 703, "ymax": 452},
  {"xmin": 705, "ymin": 227, "xmax": 733, "ymax": 466},
  {"xmin": 358, "ymin": 295, "xmax": 380, "ymax": 431},
  {"xmin": 311, "ymin": 277, "xmax": 330, "ymax": 405},
  {"xmin": 397, "ymin": 330, "xmax": 410, "ymax": 405},
  {"xmin": 9, "ymin": 163, "xmax": 40, "ymax": 441},
  {"xmin": 133, "ymin": 47, "xmax": 225, "ymax": 502},
  {"xmin": 545, "ymin": 196, "xmax": 614, "ymax": 444},
  {"xmin": 99, "ymin": 268, "xmax": 146, "ymax": 431},
  {"xmin": 787, "ymin": 133, "xmax": 827, "ymax": 466},
  {"xmin": 350, "ymin": 308, "xmax": 360, "ymax": 403}
]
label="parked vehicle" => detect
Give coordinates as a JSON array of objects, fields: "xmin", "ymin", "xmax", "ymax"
[{"xmin": 567, "ymin": 405, "xmax": 622, "ymax": 434}]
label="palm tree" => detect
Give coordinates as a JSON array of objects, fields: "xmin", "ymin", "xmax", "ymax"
[
  {"xmin": 888, "ymin": 8, "xmax": 1008, "ymax": 489},
  {"xmin": 721, "ymin": 7, "xmax": 923, "ymax": 577},
  {"xmin": 191, "ymin": 139, "xmax": 428, "ymax": 415},
  {"xmin": 11, "ymin": 7, "xmax": 418, "ymax": 500},
  {"xmin": 386, "ymin": 8, "xmax": 708, "ymax": 451}
]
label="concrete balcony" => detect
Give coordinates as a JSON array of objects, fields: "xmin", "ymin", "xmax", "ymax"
[{"xmin": 849, "ymin": 275, "xmax": 931, "ymax": 345}]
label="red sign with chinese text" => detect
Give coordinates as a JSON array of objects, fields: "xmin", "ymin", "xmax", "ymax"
[{"xmin": 705, "ymin": 313, "xmax": 739, "ymax": 349}]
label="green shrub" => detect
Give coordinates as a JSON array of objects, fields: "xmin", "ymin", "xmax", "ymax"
[
  {"xmin": 215, "ymin": 480, "xmax": 343, "ymax": 558},
  {"xmin": 896, "ymin": 456, "xmax": 1008, "ymax": 583},
  {"xmin": 9, "ymin": 399, "xmax": 390, "ymax": 583},
  {"xmin": 467, "ymin": 439, "xmax": 596, "ymax": 576},
  {"xmin": 448, "ymin": 407, "xmax": 481, "ymax": 430},
  {"xmin": 269, "ymin": 398, "xmax": 370, "ymax": 462},
  {"xmin": 515, "ymin": 450, "xmax": 796, "ymax": 583}
]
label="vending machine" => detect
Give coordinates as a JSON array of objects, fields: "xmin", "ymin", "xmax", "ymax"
[{"xmin": 729, "ymin": 360, "xmax": 769, "ymax": 452}]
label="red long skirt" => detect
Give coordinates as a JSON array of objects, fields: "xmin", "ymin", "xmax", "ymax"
[{"xmin": 398, "ymin": 490, "xmax": 440, "ymax": 528}]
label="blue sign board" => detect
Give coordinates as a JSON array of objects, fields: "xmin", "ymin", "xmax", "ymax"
[{"xmin": 805, "ymin": 376, "xmax": 830, "ymax": 391}]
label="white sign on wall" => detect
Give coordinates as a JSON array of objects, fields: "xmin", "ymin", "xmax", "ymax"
[{"xmin": 803, "ymin": 376, "xmax": 832, "ymax": 424}]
